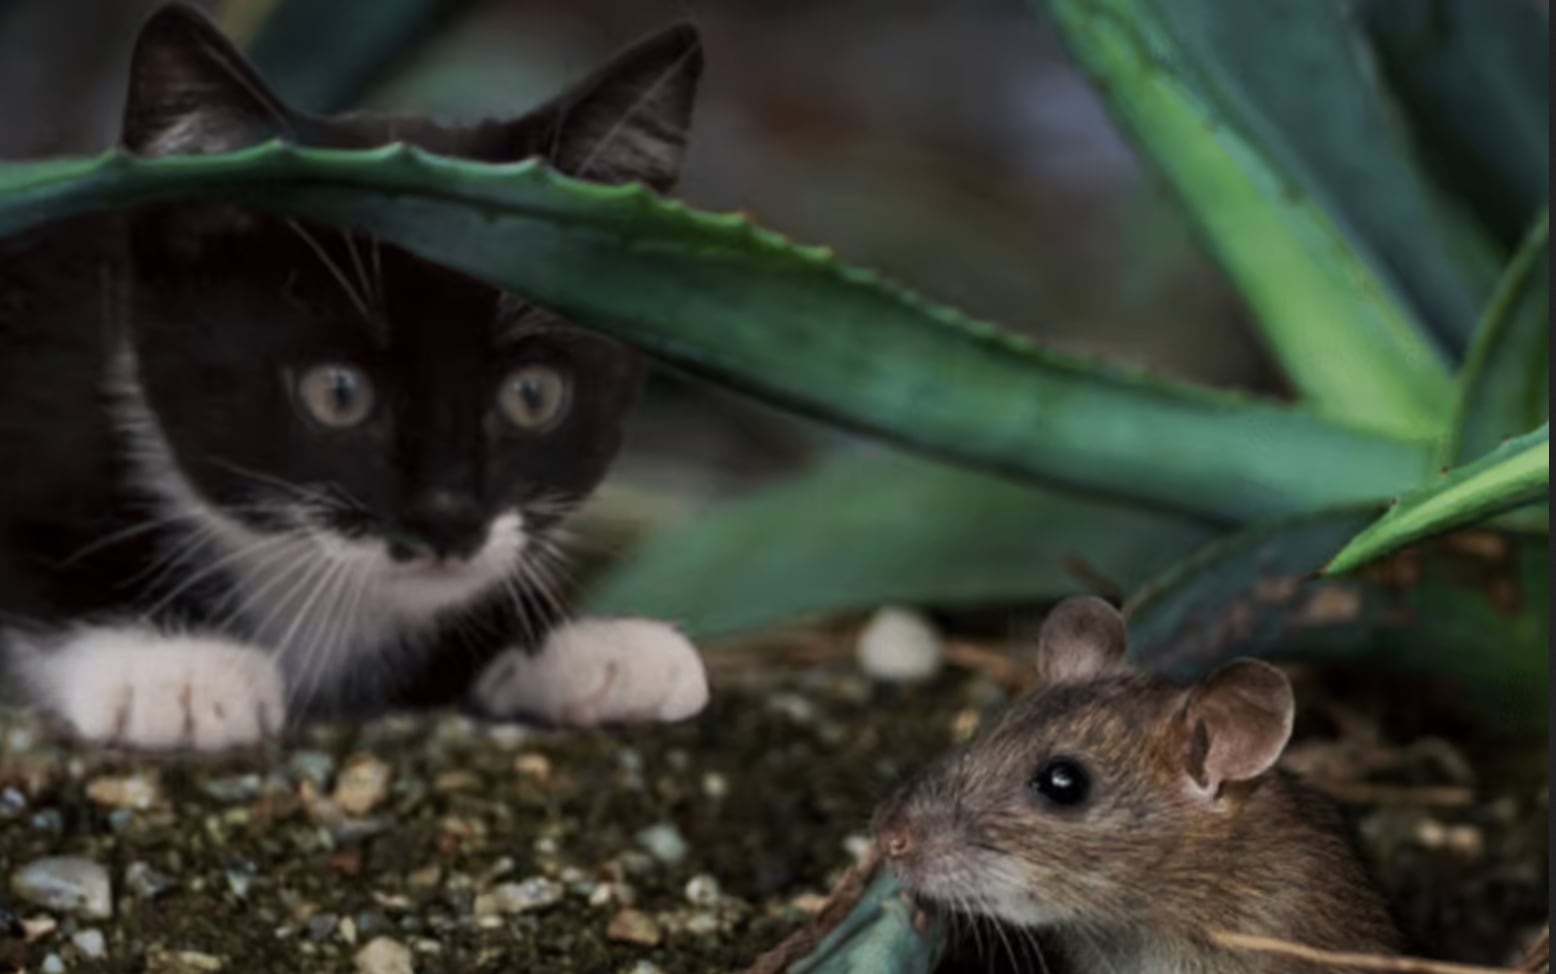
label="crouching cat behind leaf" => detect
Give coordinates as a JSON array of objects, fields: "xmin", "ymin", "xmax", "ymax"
[{"xmin": 0, "ymin": 5, "xmax": 709, "ymax": 750}]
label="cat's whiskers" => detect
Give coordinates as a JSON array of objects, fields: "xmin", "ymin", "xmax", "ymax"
[
  {"xmin": 368, "ymin": 234, "xmax": 386, "ymax": 311},
  {"xmin": 288, "ymin": 552, "xmax": 362, "ymax": 719},
  {"xmin": 284, "ymin": 219, "xmax": 372, "ymax": 322},
  {"xmin": 514, "ymin": 552, "xmax": 570, "ymax": 629},
  {"xmin": 498, "ymin": 573, "xmax": 544, "ymax": 652},
  {"xmin": 55, "ymin": 507, "xmax": 203, "ymax": 569},
  {"xmin": 130, "ymin": 517, "xmax": 224, "ymax": 601},
  {"xmin": 137, "ymin": 527, "xmax": 302, "ymax": 623},
  {"xmin": 273, "ymin": 550, "xmax": 351, "ymax": 714},
  {"xmin": 208, "ymin": 458, "xmax": 366, "ymax": 516},
  {"xmin": 337, "ymin": 229, "xmax": 377, "ymax": 315}
]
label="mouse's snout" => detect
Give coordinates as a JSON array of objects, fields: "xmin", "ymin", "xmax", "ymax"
[{"xmin": 878, "ymin": 824, "xmax": 915, "ymax": 862}]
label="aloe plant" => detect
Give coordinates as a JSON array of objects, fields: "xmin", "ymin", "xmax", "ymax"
[{"xmin": 0, "ymin": 0, "xmax": 1547, "ymax": 970}]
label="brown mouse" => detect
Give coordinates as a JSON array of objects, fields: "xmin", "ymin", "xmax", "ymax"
[{"xmin": 873, "ymin": 596, "xmax": 1401, "ymax": 972}]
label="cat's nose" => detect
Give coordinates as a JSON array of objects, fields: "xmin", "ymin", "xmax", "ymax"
[{"xmin": 394, "ymin": 490, "xmax": 488, "ymax": 561}]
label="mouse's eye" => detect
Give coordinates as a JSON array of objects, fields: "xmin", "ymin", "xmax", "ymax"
[{"xmin": 1030, "ymin": 758, "xmax": 1090, "ymax": 808}]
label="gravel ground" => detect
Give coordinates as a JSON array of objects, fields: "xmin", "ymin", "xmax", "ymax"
[{"xmin": 0, "ymin": 638, "xmax": 1547, "ymax": 974}]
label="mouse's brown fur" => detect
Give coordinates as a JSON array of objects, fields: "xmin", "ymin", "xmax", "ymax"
[{"xmin": 874, "ymin": 597, "xmax": 1400, "ymax": 973}]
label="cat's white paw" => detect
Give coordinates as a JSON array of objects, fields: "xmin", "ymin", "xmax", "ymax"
[
  {"xmin": 17, "ymin": 626, "xmax": 285, "ymax": 751},
  {"xmin": 474, "ymin": 617, "xmax": 709, "ymax": 727}
]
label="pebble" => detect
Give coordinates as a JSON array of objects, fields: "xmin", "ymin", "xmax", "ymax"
[
  {"xmin": 606, "ymin": 909, "xmax": 662, "ymax": 947},
  {"xmin": 288, "ymin": 750, "xmax": 336, "ymax": 787},
  {"xmin": 85, "ymin": 773, "xmax": 161, "ymax": 811},
  {"xmin": 701, "ymin": 772, "xmax": 729, "ymax": 801},
  {"xmin": 842, "ymin": 833, "xmax": 873, "ymax": 862},
  {"xmin": 490, "ymin": 877, "xmax": 563, "ymax": 914},
  {"xmin": 856, "ymin": 606, "xmax": 943, "ymax": 684},
  {"xmin": 635, "ymin": 823, "xmax": 688, "ymax": 865},
  {"xmin": 513, "ymin": 753, "xmax": 552, "ymax": 781},
  {"xmin": 41, "ymin": 953, "xmax": 65, "ymax": 974},
  {"xmin": 225, "ymin": 864, "xmax": 257, "ymax": 900},
  {"xmin": 333, "ymin": 754, "xmax": 393, "ymax": 816},
  {"xmin": 305, "ymin": 914, "xmax": 339, "ymax": 941},
  {"xmin": 71, "ymin": 928, "xmax": 107, "ymax": 959},
  {"xmin": 200, "ymin": 775, "xmax": 261, "ymax": 804},
  {"xmin": 11, "ymin": 857, "xmax": 112, "ymax": 918},
  {"xmin": 684, "ymin": 874, "xmax": 721, "ymax": 907},
  {"xmin": 626, "ymin": 963, "xmax": 665, "ymax": 974},
  {"xmin": 124, "ymin": 862, "xmax": 177, "ymax": 900},
  {"xmin": 406, "ymin": 866, "xmax": 442, "ymax": 889},
  {"xmin": 146, "ymin": 950, "xmax": 224, "ymax": 973},
  {"xmin": 22, "ymin": 915, "xmax": 57, "ymax": 941},
  {"xmin": 355, "ymin": 936, "xmax": 414, "ymax": 974}
]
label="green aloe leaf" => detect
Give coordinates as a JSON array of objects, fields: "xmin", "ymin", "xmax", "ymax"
[
  {"xmin": 1128, "ymin": 508, "xmax": 1549, "ymax": 727},
  {"xmin": 785, "ymin": 875, "xmax": 943, "ymax": 974},
  {"xmin": 1326, "ymin": 425, "xmax": 1549, "ymax": 575},
  {"xmin": 1361, "ymin": 0, "xmax": 1550, "ymax": 250},
  {"xmin": 1035, "ymin": 0, "xmax": 1454, "ymax": 435},
  {"xmin": 1149, "ymin": 0, "xmax": 1502, "ymax": 357},
  {"xmin": 243, "ymin": 0, "xmax": 476, "ymax": 113},
  {"xmin": 1449, "ymin": 212, "xmax": 1550, "ymax": 465},
  {"xmin": 0, "ymin": 144, "xmax": 1434, "ymax": 523},
  {"xmin": 586, "ymin": 450, "xmax": 1217, "ymax": 637}
]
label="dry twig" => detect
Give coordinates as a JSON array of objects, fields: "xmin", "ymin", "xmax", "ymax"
[
  {"xmin": 1210, "ymin": 931, "xmax": 1525, "ymax": 974},
  {"xmin": 1518, "ymin": 927, "xmax": 1549, "ymax": 973}
]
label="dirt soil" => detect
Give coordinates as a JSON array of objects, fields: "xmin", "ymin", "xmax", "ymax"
[{"xmin": 0, "ymin": 637, "xmax": 1547, "ymax": 974}]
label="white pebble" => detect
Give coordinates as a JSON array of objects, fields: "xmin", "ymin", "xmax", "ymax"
[
  {"xmin": 843, "ymin": 834, "xmax": 873, "ymax": 862},
  {"xmin": 11, "ymin": 857, "xmax": 113, "ymax": 918},
  {"xmin": 856, "ymin": 607, "xmax": 943, "ymax": 684},
  {"xmin": 354, "ymin": 937, "xmax": 414, "ymax": 974},
  {"xmin": 72, "ymin": 928, "xmax": 107, "ymax": 959},
  {"xmin": 635, "ymin": 823, "xmax": 687, "ymax": 865},
  {"xmin": 684, "ymin": 874, "xmax": 721, "ymax": 907}
]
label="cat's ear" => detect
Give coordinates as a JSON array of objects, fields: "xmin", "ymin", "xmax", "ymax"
[
  {"xmin": 513, "ymin": 23, "xmax": 703, "ymax": 191},
  {"xmin": 121, "ymin": 3, "xmax": 293, "ymax": 156}
]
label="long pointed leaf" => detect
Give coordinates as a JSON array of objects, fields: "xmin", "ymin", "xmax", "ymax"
[
  {"xmin": 1362, "ymin": 0, "xmax": 1550, "ymax": 249},
  {"xmin": 1129, "ymin": 509, "xmax": 1549, "ymax": 727},
  {"xmin": 1326, "ymin": 425, "xmax": 1549, "ymax": 575},
  {"xmin": 0, "ymin": 145, "xmax": 1435, "ymax": 523},
  {"xmin": 586, "ymin": 451, "xmax": 1217, "ymax": 637},
  {"xmin": 1151, "ymin": 0, "xmax": 1502, "ymax": 357},
  {"xmin": 1036, "ymin": 0, "xmax": 1453, "ymax": 435},
  {"xmin": 1449, "ymin": 212, "xmax": 1550, "ymax": 465}
]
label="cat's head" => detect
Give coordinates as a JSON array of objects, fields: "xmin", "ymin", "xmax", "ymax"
[{"xmin": 114, "ymin": 5, "xmax": 700, "ymax": 616}]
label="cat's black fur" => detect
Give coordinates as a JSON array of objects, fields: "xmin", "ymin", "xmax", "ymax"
[{"xmin": 0, "ymin": 5, "xmax": 701, "ymax": 714}]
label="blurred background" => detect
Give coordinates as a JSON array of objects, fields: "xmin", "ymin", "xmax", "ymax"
[{"xmin": 0, "ymin": 0, "xmax": 1271, "ymax": 546}]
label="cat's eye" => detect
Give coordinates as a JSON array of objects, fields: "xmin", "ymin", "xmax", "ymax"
[
  {"xmin": 497, "ymin": 365, "xmax": 570, "ymax": 432},
  {"xmin": 296, "ymin": 364, "xmax": 375, "ymax": 429},
  {"xmin": 1030, "ymin": 758, "xmax": 1090, "ymax": 808}
]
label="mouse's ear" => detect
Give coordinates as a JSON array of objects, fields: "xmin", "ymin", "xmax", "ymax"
[
  {"xmin": 122, "ymin": 4, "xmax": 294, "ymax": 156},
  {"xmin": 1178, "ymin": 659, "xmax": 1293, "ymax": 795},
  {"xmin": 1034, "ymin": 596, "xmax": 1128, "ymax": 684}
]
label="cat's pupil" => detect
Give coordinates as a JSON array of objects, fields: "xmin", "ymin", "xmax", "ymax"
[{"xmin": 327, "ymin": 372, "xmax": 357, "ymax": 409}]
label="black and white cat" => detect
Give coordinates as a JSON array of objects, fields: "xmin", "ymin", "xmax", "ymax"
[{"xmin": 0, "ymin": 5, "xmax": 708, "ymax": 750}]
